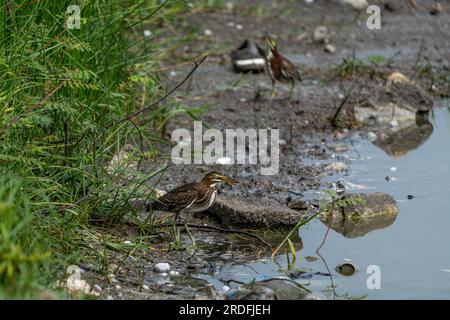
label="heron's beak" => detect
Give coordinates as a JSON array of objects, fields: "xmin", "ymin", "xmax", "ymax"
[{"xmin": 219, "ymin": 175, "xmax": 239, "ymax": 186}]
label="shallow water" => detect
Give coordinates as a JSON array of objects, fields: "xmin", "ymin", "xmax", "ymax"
[{"xmin": 199, "ymin": 104, "xmax": 450, "ymax": 299}]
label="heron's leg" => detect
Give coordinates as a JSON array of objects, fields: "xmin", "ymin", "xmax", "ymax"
[
  {"xmin": 288, "ymin": 81, "xmax": 295, "ymax": 101},
  {"xmin": 270, "ymin": 80, "xmax": 276, "ymax": 107}
]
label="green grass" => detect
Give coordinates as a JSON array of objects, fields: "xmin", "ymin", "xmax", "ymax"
[{"xmin": 0, "ymin": 0, "xmax": 216, "ymax": 299}]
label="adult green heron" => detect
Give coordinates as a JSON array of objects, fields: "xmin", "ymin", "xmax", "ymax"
[
  {"xmin": 146, "ymin": 172, "xmax": 238, "ymax": 226},
  {"xmin": 265, "ymin": 33, "xmax": 301, "ymax": 103}
]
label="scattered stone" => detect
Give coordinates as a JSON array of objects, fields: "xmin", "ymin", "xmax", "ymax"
[
  {"xmin": 385, "ymin": 176, "xmax": 398, "ymax": 182},
  {"xmin": 324, "ymin": 44, "xmax": 336, "ymax": 54},
  {"xmin": 216, "ymin": 157, "xmax": 232, "ymax": 165},
  {"xmin": 123, "ymin": 240, "xmax": 132, "ymax": 245},
  {"xmin": 154, "ymin": 262, "xmax": 171, "ymax": 273},
  {"xmin": 59, "ymin": 265, "xmax": 100, "ymax": 296},
  {"xmin": 390, "ymin": 166, "xmax": 397, "ymax": 172},
  {"xmin": 407, "ymin": 194, "xmax": 414, "ymax": 200},
  {"xmin": 143, "ymin": 30, "xmax": 152, "ymax": 38},
  {"xmin": 93, "ymin": 284, "xmax": 102, "ymax": 293},
  {"xmin": 169, "ymin": 270, "xmax": 180, "ymax": 276},
  {"xmin": 341, "ymin": 0, "xmax": 369, "ymax": 10},
  {"xmin": 313, "ymin": 26, "xmax": 329, "ymax": 44},
  {"xmin": 430, "ymin": 2, "xmax": 443, "ymax": 15},
  {"xmin": 204, "ymin": 29, "xmax": 213, "ymax": 36},
  {"xmin": 160, "ymin": 272, "xmax": 169, "ymax": 277},
  {"xmin": 325, "ymin": 162, "xmax": 348, "ymax": 173},
  {"xmin": 115, "ymin": 285, "xmax": 121, "ymax": 290},
  {"xmin": 106, "ymin": 295, "xmax": 114, "ymax": 300},
  {"xmin": 335, "ymin": 261, "xmax": 360, "ymax": 276},
  {"xmin": 142, "ymin": 285, "xmax": 150, "ymax": 290},
  {"xmin": 389, "ymin": 119, "xmax": 399, "ymax": 128},
  {"xmin": 296, "ymin": 32, "xmax": 309, "ymax": 42},
  {"xmin": 367, "ymin": 132, "xmax": 377, "ymax": 141},
  {"xmin": 235, "ymin": 24, "xmax": 243, "ymax": 30},
  {"xmin": 328, "ymin": 143, "xmax": 348, "ymax": 153}
]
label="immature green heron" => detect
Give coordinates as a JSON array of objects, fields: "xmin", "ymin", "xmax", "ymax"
[
  {"xmin": 146, "ymin": 172, "xmax": 238, "ymax": 226},
  {"xmin": 265, "ymin": 33, "xmax": 301, "ymax": 103}
]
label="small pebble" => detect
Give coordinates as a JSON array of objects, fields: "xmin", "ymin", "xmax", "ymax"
[
  {"xmin": 235, "ymin": 24, "xmax": 243, "ymax": 30},
  {"xmin": 160, "ymin": 272, "xmax": 169, "ymax": 277},
  {"xmin": 142, "ymin": 285, "xmax": 150, "ymax": 290},
  {"xmin": 106, "ymin": 295, "xmax": 114, "ymax": 300},
  {"xmin": 313, "ymin": 26, "xmax": 329, "ymax": 44},
  {"xmin": 123, "ymin": 240, "xmax": 132, "ymax": 245},
  {"xmin": 430, "ymin": 2, "xmax": 443, "ymax": 15},
  {"xmin": 389, "ymin": 120, "xmax": 399, "ymax": 128},
  {"xmin": 169, "ymin": 270, "xmax": 180, "ymax": 276},
  {"xmin": 204, "ymin": 29, "xmax": 213, "ymax": 36},
  {"xmin": 390, "ymin": 167, "xmax": 397, "ymax": 172},
  {"xmin": 115, "ymin": 285, "xmax": 121, "ymax": 290},
  {"xmin": 367, "ymin": 132, "xmax": 377, "ymax": 141},
  {"xmin": 324, "ymin": 44, "xmax": 336, "ymax": 54},
  {"xmin": 154, "ymin": 262, "xmax": 171, "ymax": 273},
  {"xmin": 93, "ymin": 284, "xmax": 102, "ymax": 292},
  {"xmin": 143, "ymin": 30, "xmax": 152, "ymax": 37},
  {"xmin": 325, "ymin": 162, "xmax": 348, "ymax": 173},
  {"xmin": 407, "ymin": 194, "xmax": 414, "ymax": 200},
  {"xmin": 227, "ymin": 21, "xmax": 235, "ymax": 27},
  {"xmin": 216, "ymin": 157, "xmax": 232, "ymax": 165}
]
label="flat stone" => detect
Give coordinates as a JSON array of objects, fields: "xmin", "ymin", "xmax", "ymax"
[{"xmin": 209, "ymin": 196, "xmax": 305, "ymax": 228}]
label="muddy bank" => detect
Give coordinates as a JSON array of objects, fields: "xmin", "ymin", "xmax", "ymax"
[{"xmin": 74, "ymin": 0, "xmax": 450, "ymax": 300}]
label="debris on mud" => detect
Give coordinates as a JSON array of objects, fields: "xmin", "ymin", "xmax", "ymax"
[{"xmin": 353, "ymin": 72, "xmax": 433, "ymax": 125}]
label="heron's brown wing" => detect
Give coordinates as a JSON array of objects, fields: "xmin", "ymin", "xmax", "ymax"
[
  {"xmin": 152, "ymin": 183, "xmax": 198, "ymax": 212},
  {"xmin": 281, "ymin": 57, "xmax": 301, "ymax": 82}
]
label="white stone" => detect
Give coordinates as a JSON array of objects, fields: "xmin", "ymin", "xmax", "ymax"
[
  {"xmin": 216, "ymin": 157, "xmax": 232, "ymax": 165},
  {"xmin": 325, "ymin": 162, "xmax": 348, "ymax": 172},
  {"xmin": 204, "ymin": 29, "xmax": 213, "ymax": 36},
  {"xmin": 390, "ymin": 166, "xmax": 397, "ymax": 172},
  {"xmin": 154, "ymin": 262, "xmax": 171, "ymax": 273},
  {"xmin": 143, "ymin": 30, "xmax": 152, "ymax": 37},
  {"xmin": 367, "ymin": 132, "xmax": 377, "ymax": 141},
  {"xmin": 341, "ymin": 0, "xmax": 368, "ymax": 10}
]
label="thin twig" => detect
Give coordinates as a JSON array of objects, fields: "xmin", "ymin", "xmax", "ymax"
[
  {"xmin": 315, "ymin": 201, "xmax": 336, "ymax": 300},
  {"xmin": 108, "ymin": 56, "xmax": 208, "ymax": 128},
  {"xmin": 331, "ymin": 79, "xmax": 359, "ymax": 127}
]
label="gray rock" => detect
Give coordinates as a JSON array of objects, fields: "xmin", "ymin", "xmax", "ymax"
[
  {"xmin": 313, "ymin": 26, "xmax": 329, "ymax": 44},
  {"xmin": 227, "ymin": 278, "xmax": 310, "ymax": 300},
  {"xmin": 209, "ymin": 196, "xmax": 305, "ymax": 228},
  {"xmin": 153, "ymin": 262, "xmax": 171, "ymax": 273},
  {"xmin": 320, "ymin": 192, "xmax": 398, "ymax": 238}
]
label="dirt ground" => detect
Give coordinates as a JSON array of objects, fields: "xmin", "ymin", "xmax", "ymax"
[{"xmin": 79, "ymin": 0, "xmax": 450, "ymax": 299}]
